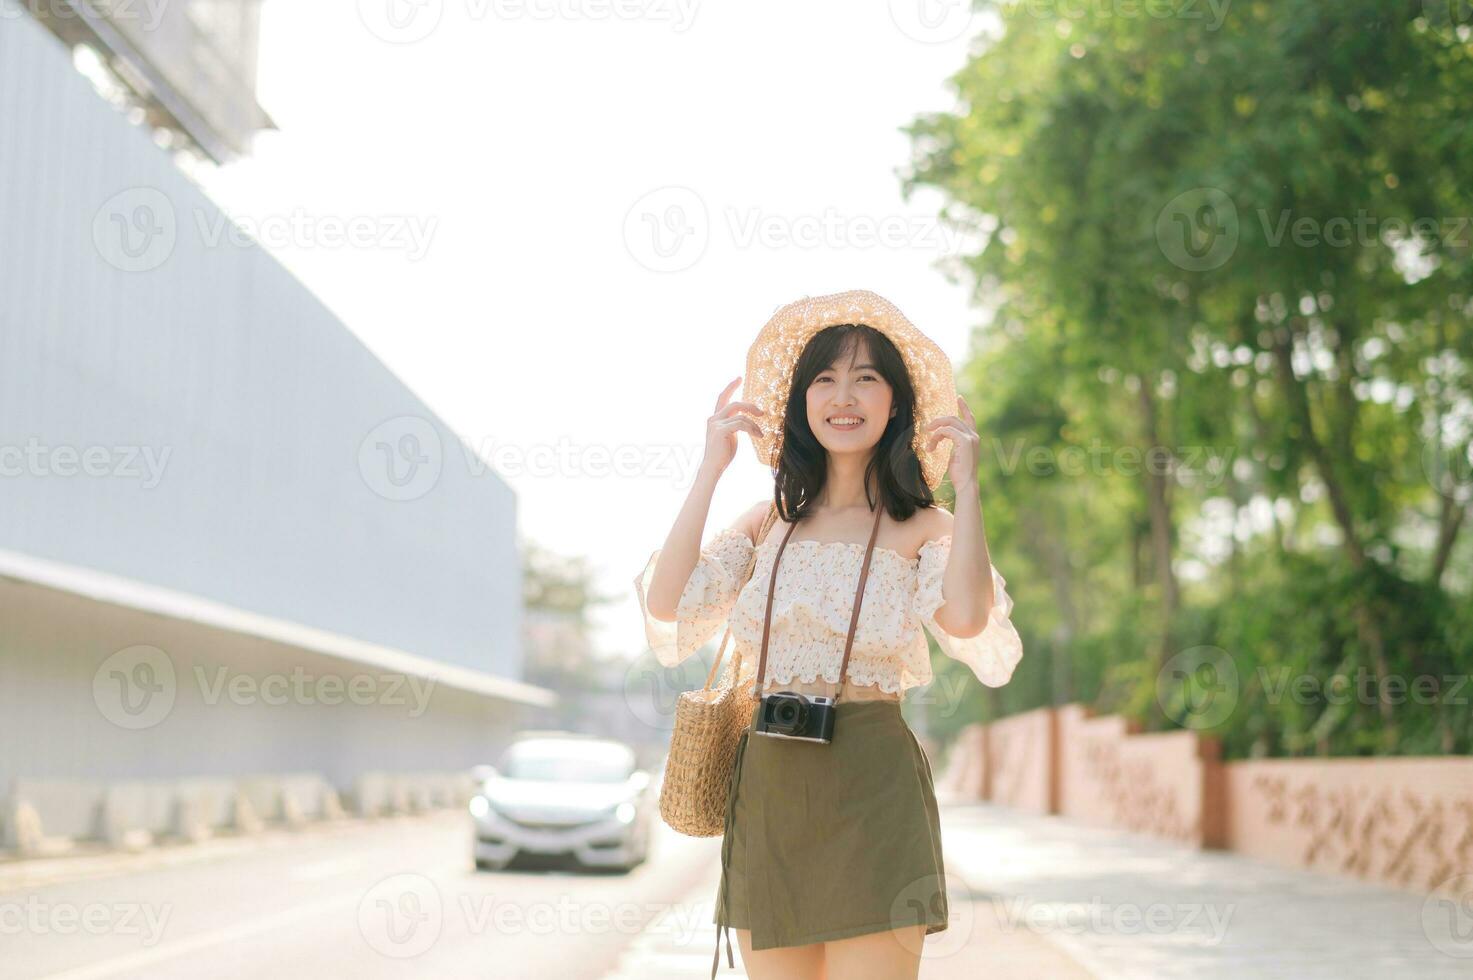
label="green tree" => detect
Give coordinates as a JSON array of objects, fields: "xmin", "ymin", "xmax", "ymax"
[{"xmin": 903, "ymin": 1, "xmax": 1473, "ymax": 755}]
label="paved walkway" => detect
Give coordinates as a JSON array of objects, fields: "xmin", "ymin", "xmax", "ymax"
[
  {"xmin": 604, "ymin": 794, "xmax": 1473, "ymax": 979},
  {"xmin": 599, "ymin": 808, "xmax": 1094, "ymax": 980},
  {"xmin": 936, "ymin": 798, "xmax": 1472, "ymax": 979}
]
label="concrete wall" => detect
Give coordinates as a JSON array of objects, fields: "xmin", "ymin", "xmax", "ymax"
[
  {"xmin": 946, "ymin": 703, "xmax": 1472, "ymax": 897},
  {"xmin": 972, "ymin": 706, "xmax": 1056, "ymax": 814},
  {"xmin": 0, "ymin": 4, "xmax": 522, "ymax": 679},
  {"xmin": 0, "ymin": 574, "xmax": 528, "ymax": 795},
  {"xmin": 1222, "ymin": 757, "xmax": 1473, "ymax": 895},
  {"xmin": 1055, "ymin": 703, "xmax": 1222, "ymax": 846}
]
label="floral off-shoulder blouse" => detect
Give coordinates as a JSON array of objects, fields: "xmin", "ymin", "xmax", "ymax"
[{"xmin": 633, "ymin": 524, "xmax": 1024, "ymax": 695}]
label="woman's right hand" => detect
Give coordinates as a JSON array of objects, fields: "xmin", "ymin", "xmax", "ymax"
[{"xmin": 700, "ymin": 377, "xmax": 765, "ymax": 477}]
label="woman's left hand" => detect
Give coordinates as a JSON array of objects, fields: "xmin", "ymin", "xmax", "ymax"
[{"xmin": 923, "ymin": 395, "xmax": 981, "ymax": 491}]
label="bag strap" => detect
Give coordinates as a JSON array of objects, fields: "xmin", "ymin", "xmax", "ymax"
[
  {"xmin": 701, "ymin": 503, "xmax": 781, "ymax": 692},
  {"xmin": 754, "ymin": 502, "xmax": 884, "ymax": 704}
]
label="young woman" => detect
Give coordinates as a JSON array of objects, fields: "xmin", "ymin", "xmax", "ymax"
[{"xmin": 635, "ymin": 290, "xmax": 1024, "ymax": 980}]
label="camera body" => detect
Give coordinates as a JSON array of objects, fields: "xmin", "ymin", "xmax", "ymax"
[{"xmin": 752, "ymin": 690, "xmax": 836, "ymax": 744}]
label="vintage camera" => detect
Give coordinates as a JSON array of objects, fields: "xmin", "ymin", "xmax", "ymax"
[{"xmin": 752, "ymin": 690, "xmax": 836, "ymax": 744}]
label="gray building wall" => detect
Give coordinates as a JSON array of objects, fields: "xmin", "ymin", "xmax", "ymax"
[
  {"xmin": 0, "ymin": 578, "xmax": 525, "ymax": 793},
  {"xmin": 0, "ymin": 5, "xmax": 523, "ymax": 681}
]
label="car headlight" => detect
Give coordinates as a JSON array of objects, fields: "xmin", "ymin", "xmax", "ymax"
[
  {"xmin": 615, "ymin": 802, "xmax": 637, "ymax": 824},
  {"xmin": 469, "ymin": 796, "xmax": 492, "ymax": 819}
]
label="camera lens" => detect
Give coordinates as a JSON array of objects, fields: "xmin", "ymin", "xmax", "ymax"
[{"xmin": 768, "ymin": 693, "xmax": 807, "ymax": 733}]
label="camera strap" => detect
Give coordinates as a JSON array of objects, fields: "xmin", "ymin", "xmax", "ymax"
[{"xmin": 753, "ymin": 502, "xmax": 885, "ymax": 704}]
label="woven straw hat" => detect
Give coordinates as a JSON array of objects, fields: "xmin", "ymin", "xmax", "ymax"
[{"xmin": 744, "ymin": 289, "xmax": 958, "ymax": 490}]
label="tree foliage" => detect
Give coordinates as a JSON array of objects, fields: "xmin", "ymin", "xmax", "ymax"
[{"xmin": 904, "ymin": 1, "xmax": 1473, "ymax": 756}]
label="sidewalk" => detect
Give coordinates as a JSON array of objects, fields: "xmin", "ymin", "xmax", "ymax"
[
  {"xmin": 604, "ymin": 794, "xmax": 1473, "ymax": 979},
  {"xmin": 599, "ymin": 815, "xmax": 1094, "ymax": 980},
  {"xmin": 936, "ymin": 798, "xmax": 1472, "ymax": 979}
]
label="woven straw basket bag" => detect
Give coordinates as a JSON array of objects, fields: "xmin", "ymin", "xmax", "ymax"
[{"xmin": 658, "ymin": 504, "xmax": 780, "ymax": 837}]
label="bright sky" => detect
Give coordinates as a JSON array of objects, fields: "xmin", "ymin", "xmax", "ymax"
[{"xmin": 196, "ymin": 0, "xmax": 999, "ymax": 661}]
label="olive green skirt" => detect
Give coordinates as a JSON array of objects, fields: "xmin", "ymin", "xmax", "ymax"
[{"xmin": 710, "ymin": 698, "xmax": 949, "ymax": 976}]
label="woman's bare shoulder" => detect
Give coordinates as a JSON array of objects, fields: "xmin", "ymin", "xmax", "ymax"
[{"xmin": 909, "ymin": 504, "xmax": 954, "ymax": 549}]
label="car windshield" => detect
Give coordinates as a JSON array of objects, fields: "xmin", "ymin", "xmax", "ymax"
[{"xmin": 499, "ymin": 741, "xmax": 635, "ymax": 783}]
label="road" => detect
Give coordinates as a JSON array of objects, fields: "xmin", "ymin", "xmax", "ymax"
[
  {"xmin": 2, "ymin": 809, "xmax": 720, "ymax": 980},
  {"xmin": 6, "ymin": 789, "xmax": 1456, "ymax": 979}
]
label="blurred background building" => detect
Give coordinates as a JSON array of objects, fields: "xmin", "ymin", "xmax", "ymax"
[
  {"xmin": 0, "ymin": 0, "xmax": 554, "ymax": 851},
  {"xmin": 25, "ymin": 0, "xmax": 275, "ymax": 163}
]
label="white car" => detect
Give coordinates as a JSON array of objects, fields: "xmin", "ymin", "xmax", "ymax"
[{"xmin": 470, "ymin": 735, "xmax": 654, "ymax": 873}]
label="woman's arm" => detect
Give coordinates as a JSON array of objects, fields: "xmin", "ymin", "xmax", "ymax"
[
  {"xmin": 644, "ymin": 464, "xmax": 724, "ymax": 622},
  {"xmin": 644, "ymin": 378, "xmax": 764, "ymax": 621},
  {"xmin": 925, "ymin": 395, "xmax": 997, "ymax": 638},
  {"xmin": 931, "ymin": 479, "xmax": 996, "ymax": 638}
]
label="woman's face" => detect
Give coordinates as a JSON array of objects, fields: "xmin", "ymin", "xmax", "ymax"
[{"xmin": 804, "ymin": 337, "xmax": 895, "ymax": 459}]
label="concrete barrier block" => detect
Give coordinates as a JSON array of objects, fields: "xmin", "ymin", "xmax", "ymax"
[
  {"xmin": 352, "ymin": 773, "xmax": 389, "ymax": 817},
  {"xmin": 281, "ymin": 792, "xmax": 307, "ymax": 829},
  {"xmin": 235, "ymin": 773, "xmax": 326, "ymax": 823},
  {"xmin": 388, "ymin": 780, "xmax": 410, "ymax": 815},
  {"xmin": 95, "ymin": 780, "xmax": 177, "ymax": 839},
  {"xmin": 280, "ymin": 774, "xmax": 327, "ymax": 822},
  {"xmin": 100, "ymin": 789, "xmax": 155, "ymax": 851},
  {"xmin": 174, "ymin": 778, "xmax": 238, "ymax": 831},
  {"xmin": 236, "ymin": 775, "xmax": 291, "ymax": 822},
  {"xmin": 172, "ymin": 795, "xmax": 212, "ymax": 843},
  {"xmin": 5, "ymin": 801, "xmax": 46, "ymax": 855},
  {"xmin": 351, "ymin": 770, "xmax": 477, "ymax": 817},
  {"xmin": 446, "ymin": 773, "xmax": 476, "ymax": 807},
  {"xmin": 321, "ymin": 787, "xmax": 347, "ymax": 821},
  {"xmin": 233, "ymin": 792, "xmax": 264, "ymax": 835},
  {"xmin": 9, "ymin": 780, "xmax": 106, "ymax": 841}
]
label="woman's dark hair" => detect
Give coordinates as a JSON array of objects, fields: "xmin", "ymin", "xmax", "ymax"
[{"xmin": 771, "ymin": 324, "xmax": 936, "ymax": 524}]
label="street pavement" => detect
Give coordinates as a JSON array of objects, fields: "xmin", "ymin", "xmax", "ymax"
[
  {"xmin": 933, "ymin": 798, "xmax": 1472, "ymax": 980},
  {"xmin": 597, "ymin": 837, "xmax": 1094, "ymax": 980},
  {"xmin": 0, "ymin": 809, "xmax": 712, "ymax": 980},
  {"xmin": 602, "ymin": 790, "xmax": 1473, "ymax": 979},
  {"xmin": 5, "ymin": 793, "xmax": 1468, "ymax": 979}
]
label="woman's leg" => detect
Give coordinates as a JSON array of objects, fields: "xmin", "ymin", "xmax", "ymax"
[
  {"xmin": 733, "ymin": 926, "xmax": 825, "ymax": 980},
  {"xmin": 820, "ymin": 925, "xmax": 926, "ymax": 980}
]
